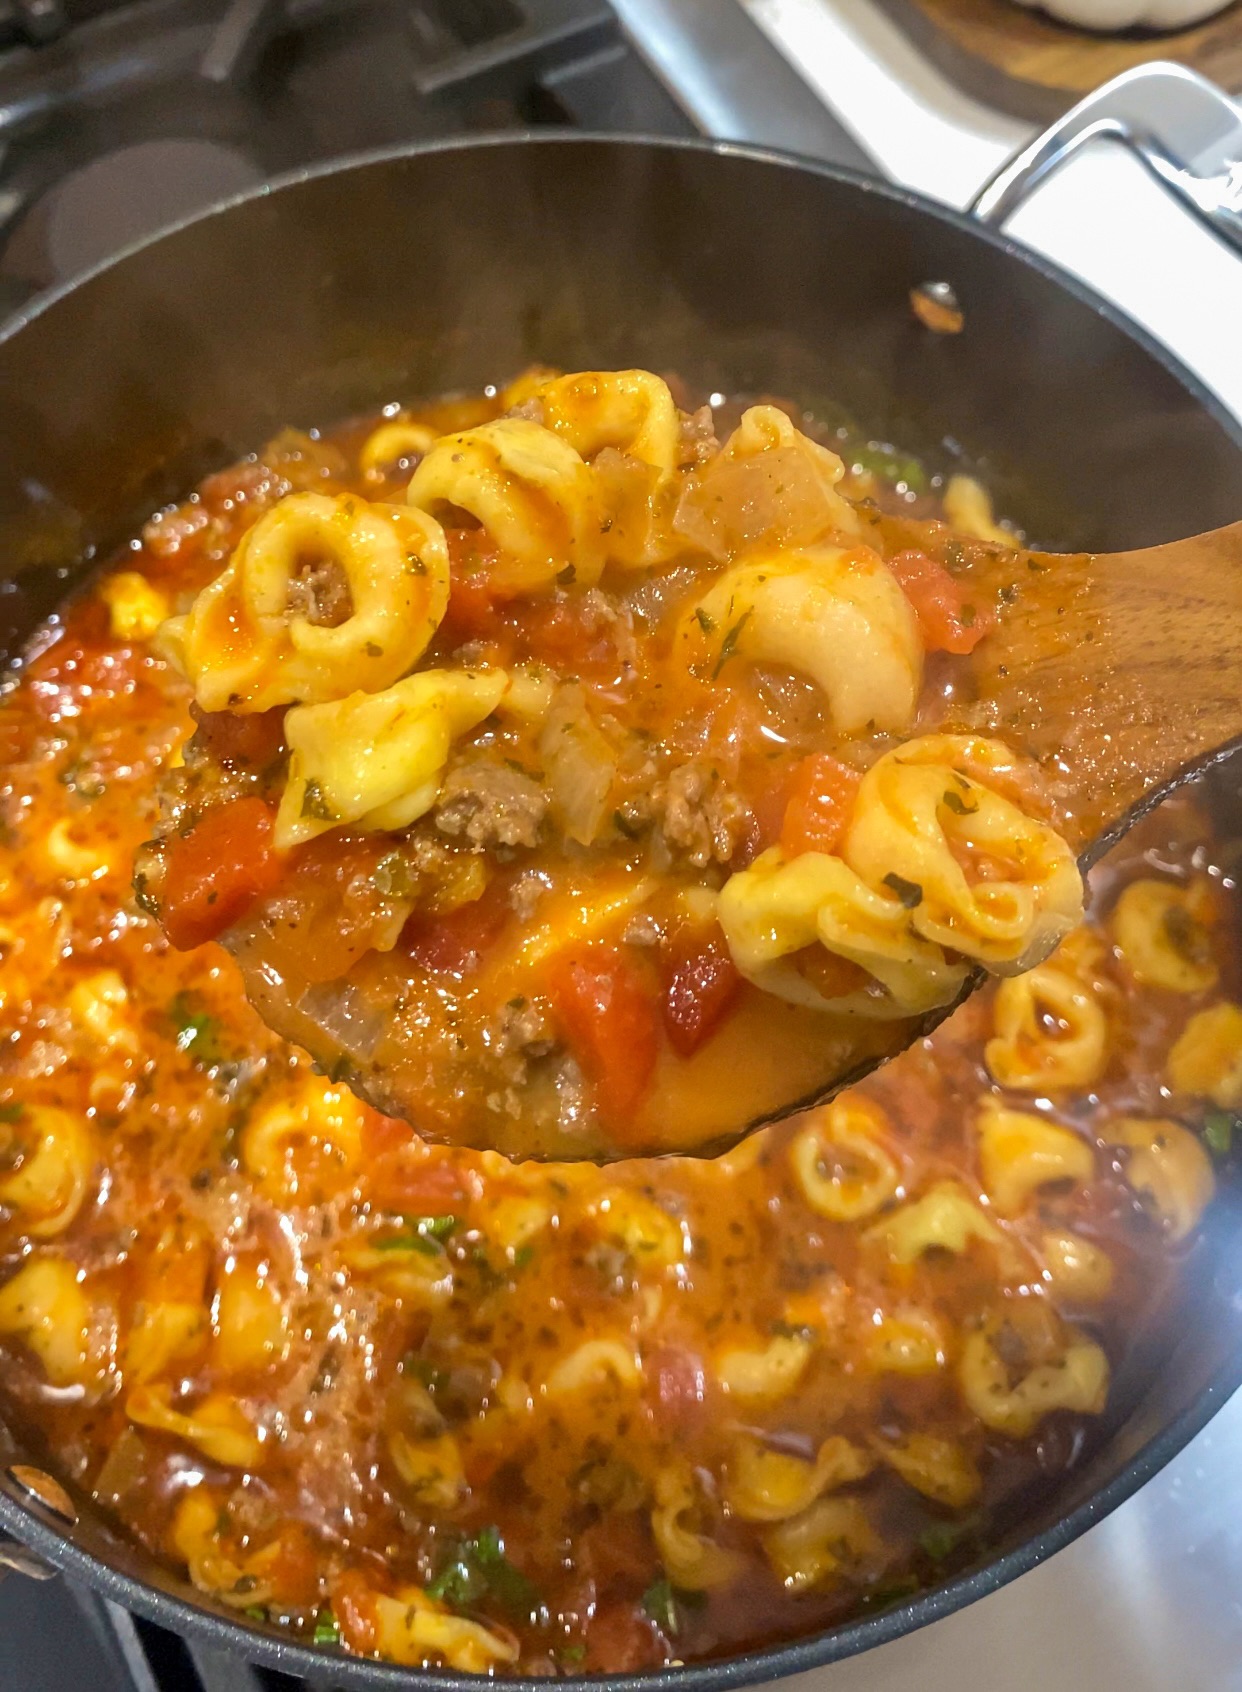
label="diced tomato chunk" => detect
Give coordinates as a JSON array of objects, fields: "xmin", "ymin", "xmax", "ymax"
[
  {"xmin": 160, "ymin": 796, "xmax": 284, "ymax": 949},
  {"xmin": 332, "ymin": 1568, "xmax": 380, "ymax": 1655},
  {"xmin": 363, "ymin": 1143, "xmax": 470, "ymax": 1214},
  {"xmin": 660, "ymin": 927, "xmax": 742, "ymax": 1057},
  {"xmin": 402, "ymin": 888, "xmax": 510, "ymax": 977},
  {"xmin": 645, "ymin": 1344, "xmax": 710, "ymax": 1436},
  {"xmin": 584, "ymin": 1602, "xmax": 663, "ymax": 1673},
  {"xmin": 546, "ymin": 947, "xmax": 659, "ymax": 1132},
  {"xmin": 779, "ymin": 752, "xmax": 861, "ymax": 859},
  {"xmin": 443, "ymin": 562, "xmax": 500, "ymax": 644},
  {"xmin": 887, "ymin": 548, "xmax": 992, "ymax": 654}
]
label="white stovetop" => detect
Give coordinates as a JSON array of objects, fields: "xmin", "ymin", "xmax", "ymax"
[
  {"xmin": 732, "ymin": 5, "xmax": 1242, "ymax": 1687},
  {"xmin": 743, "ymin": 0, "xmax": 1242, "ymax": 423}
]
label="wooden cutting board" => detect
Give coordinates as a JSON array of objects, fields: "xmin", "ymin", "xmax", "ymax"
[{"xmin": 871, "ymin": 0, "xmax": 1242, "ymax": 121}]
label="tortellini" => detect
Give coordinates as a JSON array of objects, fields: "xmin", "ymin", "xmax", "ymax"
[
  {"xmin": 725, "ymin": 1434, "xmax": 872, "ymax": 1522},
  {"xmin": 172, "ymin": 1491, "xmax": 289, "ymax": 1612},
  {"xmin": 545, "ymin": 1338, "xmax": 642, "ymax": 1397},
  {"xmin": 651, "ymin": 1465, "xmax": 744, "ymax": 1589},
  {"xmin": 789, "ymin": 1096, "xmax": 902, "ymax": 1222},
  {"xmin": 943, "ymin": 473, "xmax": 1015, "ymax": 546},
  {"xmin": 683, "ymin": 544, "xmax": 922, "ymax": 734},
  {"xmin": 957, "ymin": 1324, "xmax": 1108, "ymax": 1437},
  {"xmin": 864, "ymin": 1305, "xmax": 948, "ymax": 1376},
  {"xmin": 0, "ymin": 1105, "xmax": 95, "ymax": 1237},
  {"xmin": 715, "ymin": 1332, "xmax": 810, "ymax": 1403},
  {"xmin": 241, "ymin": 1076, "xmax": 365, "ymax": 1204},
  {"xmin": 984, "ymin": 949, "xmax": 1108, "ymax": 1092},
  {"xmin": 0, "ymin": 1256, "xmax": 96, "ymax": 1387},
  {"xmin": 371, "ymin": 1589, "xmax": 518, "ymax": 1671},
  {"xmin": 388, "ymin": 1429, "xmax": 466, "ymax": 1508},
  {"xmin": 718, "ymin": 734, "xmax": 1081, "ymax": 1020},
  {"xmin": 869, "ymin": 1431, "xmax": 982, "ymax": 1508},
  {"xmin": 1104, "ymin": 1116, "xmax": 1215, "ymax": 1241},
  {"xmin": 1039, "ymin": 1229, "xmax": 1115, "ymax": 1302},
  {"xmin": 532, "ymin": 369, "xmax": 679, "ymax": 475},
  {"xmin": 159, "ymin": 491, "xmax": 450, "ymax": 712},
  {"xmin": 407, "ymin": 417, "xmax": 604, "ymax": 593},
  {"xmin": 976, "ymin": 1100, "xmax": 1094, "ymax": 1217},
  {"xmin": 866, "ymin": 1180, "xmax": 1001, "ymax": 1265},
  {"xmin": 1111, "ymin": 876, "xmax": 1219, "ymax": 994},
  {"xmin": 127, "ymin": 1383, "xmax": 266, "ymax": 1468},
  {"xmin": 359, "ymin": 416, "xmax": 437, "ymax": 481},
  {"xmin": 1168, "ymin": 1002, "xmax": 1242, "ymax": 1107},
  {"xmin": 212, "ymin": 1254, "xmax": 288, "ymax": 1375},
  {"xmin": 762, "ymin": 1495, "xmax": 884, "ymax": 1592},
  {"xmin": 717, "ymin": 844, "xmax": 969, "ymax": 1018},
  {"xmin": 842, "ymin": 736, "xmax": 1084, "ymax": 972},
  {"xmin": 275, "ymin": 667, "xmax": 508, "ymax": 849}
]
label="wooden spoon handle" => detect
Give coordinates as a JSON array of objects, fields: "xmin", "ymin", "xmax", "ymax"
[{"xmin": 968, "ymin": 520, "xmax": 1242, "ymax": 855}]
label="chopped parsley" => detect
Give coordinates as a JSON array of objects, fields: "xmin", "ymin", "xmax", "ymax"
[
  {"xmin": 1203, "ymin": 1111, "xmax": 1238, "ymax": 1157},
  {"xmin": 942, "ymin": 789, "xmax": 979, "ymax": 816},
  {"xmin": 642, "ymin": 1576, "xmax": 705, "ymax": 1637},
  {"xmin": 375, "ymin": 1214, "xmax": 459, "ymax": 1255},
  {"xmin": 849, "ymin": 443, "xmax": 928, "ymax": 493},
  {"xmin": 1162, "ymin": 903, "xmax": 1211, "ymax": 965},
  {"xmin": 170, "ymin": 992, "xmax": 224, "ymax": 1068},
  {"xmin": 694, "ymin": 606, "xmax": 716, "ymax": 635},
  {"xmin": 312, "ymin": 1605, "xmax": 340, "ymax": 1645},
  {"xmin": 300, "ymin": 779, "xmax": 338, "ymax": 823},
  {"xmin": 919, "ymin": 1519, "xmax": 969, "ymax": 1562},
  {"xmin": 713, "ymin": 608, "xmax": 753, "ymax": 679},
  {"xmin": 883, "ymin": 872, "xmax": 924, "ymax": 909},
  {"xmin": 427, "ymin": 1526, "xmax": 541, "ymax": 1623}
]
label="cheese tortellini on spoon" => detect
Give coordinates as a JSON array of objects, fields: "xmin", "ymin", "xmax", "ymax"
[{"xmin": 719, "ymin": 734, "xmax": 1084, "ymax": 1017}]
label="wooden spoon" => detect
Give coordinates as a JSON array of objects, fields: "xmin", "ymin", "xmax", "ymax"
[
  {"xmin": 963, "ymin": 518, "xmax": 1242, "ymax": 864},
  {"xmin": 221, "ymin": 520, "xmax": 1242, "ymax": 1161}
]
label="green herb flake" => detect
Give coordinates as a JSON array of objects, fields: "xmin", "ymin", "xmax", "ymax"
[
  {"xmin": 642, "ymin": 1576, "xmax": 679, "ymax": 1636},
  {"xmin": 942, "ymin": 789, "xmax": 979, "ymax": 816},
  {"xmin": 919, "ymin": 1520, "xmax": 968, "ymax": 1562},
  {"xmin": 244, "ymin": 1605, "xmax": 268, "ymax": 1623},
  {"xmin": 694, "ymin": 607, "xmax": 716, "ymax": 635},
  {"xmin": 300, "ymin": 779, "xmax": 338, "ymax": 823},
  {"xmin": 0, "ymin": 1102, "xmax": 24, "ymax": 1124},
  {"xmin": 428, "ymin": 1526, "xmax": 541, "ymax": 1623},
  {"xmin": 883, "ymin": 872, "xmax": 924, "ymax": 909},
  {"xmin": 1204, "ymin": 1111, "xmax": 1238, "ymax": 1157},
  {"xmin": 170, "ymin": 992, "xmax": 224, "ymax": 1068},
  {"xmin": 1162, "ymin": 903, "xmax": 1212, "ymax": 966},
  {"xmin": 561, "ymin": 1643, "xmax": 587, "ymax": 1665},
  {"xmin": 406, "ymin": 552, "xmax": 428, "ymax": 575},
  {"xmin": 363, "ymin": 640, "xmax": 383, "ymax": 658},
  {"xmin": 861, "ymin": 1575, "xmax": 921, "ymax": 1612},
  {"xmin": 557, "ymin": 564, "xmax": 577, "ymax": 587},
  {"xmin": 312, "ymin": 1606, "xmax": 340, "ymax": 1646},
  {"xmin": 713, "ymin": 609, "xmax": 753, "ymax": 679},
  {"xmin": 850, "ymin": 443, "xmax": 928, "ymax": 494}
]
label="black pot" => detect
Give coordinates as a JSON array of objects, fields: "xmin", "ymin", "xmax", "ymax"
[{"xmin": 2, "ymin": 134, "xmax": 1242, "ymax": 1688}]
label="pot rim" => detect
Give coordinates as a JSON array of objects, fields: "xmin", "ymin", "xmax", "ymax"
[{"xmin": 2, "ymin": 126, "xmax": 1240, "ymax": 1690}]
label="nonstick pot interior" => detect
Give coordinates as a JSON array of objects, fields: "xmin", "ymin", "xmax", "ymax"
[{"xmin": 1, "ymin": 134, "xmax": 1242, "ymax": 1688}]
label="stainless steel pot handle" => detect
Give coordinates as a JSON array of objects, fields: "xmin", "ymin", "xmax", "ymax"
[{"xmin": 970, "ymin": 61, "xmax": 1242, "ymax": 258}]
